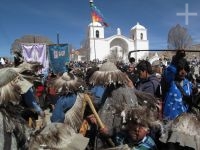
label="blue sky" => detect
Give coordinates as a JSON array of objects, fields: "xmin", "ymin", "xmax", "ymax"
[{"xmin": 0, "ymin": 0, "xmax": 200, "ymax": 57}]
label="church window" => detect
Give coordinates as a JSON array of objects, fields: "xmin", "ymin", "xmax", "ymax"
[
  {"xmin": 140, "ymin": 33, "xmax": 143, "ymax": 40},
  {"xmin": 96, "ymin": 30, "xmax": 99, "ymax": 38}
]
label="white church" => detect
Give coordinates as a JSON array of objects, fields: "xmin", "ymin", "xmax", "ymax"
[{"xmin": 75, "ymin": 22, "xmax": 149, "ymax": 62}]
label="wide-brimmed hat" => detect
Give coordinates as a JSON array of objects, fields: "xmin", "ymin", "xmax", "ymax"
[
  {"xmin": 52, "ymin": 72, "xmax": 86, "ymax": 94},
  {"xmin": 0, "ymin": 68, "xmax": 33, "ymax": 105},
  {"xmin": 89, "ymin": 61, "xmax": 128, "ymax": 85},
  {"xmin": 13, "ymin": 61, "xmax": 43, "ymax": 74},
  {"xmin": 12, "ymin": 61, "xmax": 43, "ymax": 83}
]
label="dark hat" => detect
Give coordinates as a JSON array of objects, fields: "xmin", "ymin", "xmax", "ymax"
[
  {"xmin": 176, "ymin": 58, "xmax": 190, "ymax": 73},
  {"xmin": 129, "ymin": 57, "xmax": 135, "ymax": 64}
]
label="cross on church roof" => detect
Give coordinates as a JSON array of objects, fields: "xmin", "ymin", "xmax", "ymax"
[{"xmin": 176, "ymin": 3, "xmax": 198, "ymax": 25}]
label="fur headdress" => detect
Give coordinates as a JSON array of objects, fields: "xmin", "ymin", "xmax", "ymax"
[
  {"xmin": 89, "ymin": 61, "xmax": 128, "ymax": 85},
  {"xmin": 52, "ymin": 72, "xmax": 86, "ymax": 95},
  {"xmin": 0, "ymin": 68, "xmax": 33, "ymax": 105}
]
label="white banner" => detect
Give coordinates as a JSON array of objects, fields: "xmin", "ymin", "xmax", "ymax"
[{"xmin": 21, "ymin": 43, "xmax": 49, "ymax": 75}]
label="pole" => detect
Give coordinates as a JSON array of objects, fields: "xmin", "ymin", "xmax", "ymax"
[
  {"xmin": 84, "ymin": 94, "xmax": 115, "ymax": 147},
  {"xmin": 33, "ymin": 36, "xmax": 36, "ymax": 43},
  {"xmin": 57, "ymin": 33, "xmax": 60, "ymax": 45},
  {"xmin": 92, "ymin": 23, "xmax": 97, "ymax": 63},
  {"xmin": 128, "ymin": 49, "xmax": 200, "ymax": 59},
  {"xmin": 89, "ymin": 0, "xmax": 97, "ymax": 64}
]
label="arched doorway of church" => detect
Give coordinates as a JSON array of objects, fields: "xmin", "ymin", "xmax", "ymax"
[{"xmin": 109, "ymin": 38, "xmax": 128, "ymax": 62}]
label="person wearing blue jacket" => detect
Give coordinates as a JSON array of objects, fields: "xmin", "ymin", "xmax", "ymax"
[
  {"xmin": 90, "ymin": 84, "xmax": 106, "ymax": 109},
  {"xmin": 163, "ymin": 58, "xmax": 193, "ymax": 120},
  {"xmin": 51, "ymin": 93, "xmax": 77, "ymax": 123},
  {"xmin": 50, "ymin": 72, "xmax": 86, "ymax": 123},
  {"xmin": 22, "ymin": 88, "xmax": 45, "ymax": 117}
]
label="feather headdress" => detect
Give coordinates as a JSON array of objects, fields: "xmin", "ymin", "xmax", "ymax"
[
  {"xmin": 126, "ymin": 106, "xmax": 160, "ymax": 128},
  {"xmin": 52, "ymin": 72, "xmax": 86, "ymax": 95},
  {"xmin": 89, "ymin": 61, "xmax": 128, "ymax": 85},
  {"xmin": 0, "ymin": 68, "xmax": 33, "ymax": 105}
]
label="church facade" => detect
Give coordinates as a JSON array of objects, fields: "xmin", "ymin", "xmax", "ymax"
[{"xmin": 78, "ymin": 22, "xmax": 149, "ymax": 62}]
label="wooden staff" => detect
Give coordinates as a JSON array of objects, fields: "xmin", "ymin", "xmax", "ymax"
[{"xmin": 84, "ymin": 93, "xmax": 115, "ymax": 147}]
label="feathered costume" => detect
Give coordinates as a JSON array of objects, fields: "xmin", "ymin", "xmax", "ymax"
[
  {"xmin": 160, "ymin": 113, "xmax": 200, "ymax": 150},
  {"xmin": 89, "ymin": 61, "xmax": 163, "ymax": 149},
  {"xmin": 49, "ymin": 72, "xmax": 86, "ymax": 129},
  {"xmin": 88, "ymin": 62, "xmax": 139, "ymax": 148},
  {"xmin": 0, "ymin": 67, "xmax": 33, "ymax": 149},
  {"xmin": 27, "ymin": 71, "xmax": 89, "ymax": 149},
  {"xmin": 28, "ymin": 123, "xmax": 89, "ymax": 150}
]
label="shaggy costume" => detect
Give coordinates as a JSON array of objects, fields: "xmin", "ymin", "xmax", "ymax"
[
  {"xmin": 160, "ymin": 113, "xmax": 200, "ymax": 150},
  {"xmin": 50, "ymin": 72, "xmax": 86, "ymax": 130},
  {"xmin": 12, "ymin": 62, "xmax": 45, "ymax": 117},
  {"xmin": 98, "ymin": 86, "xmax": 138, "ymax": 136},
  {"xmin": 28, "ymin": 123, "xmax": 89, "ymax": 150},
  {"xmin": 0, "ymin": 68, "xmax": 33, "ymax": 149},
  {"xmin": 89, "ymin": 61, "xmax": 139, "ymax": 148},
  {"xmin": 28, "ymin": 71, "xmax": 89, "ymax": 149},
  {"xmin": 104, "ymin": 107, "xmax": 160, "ymax": 150}
]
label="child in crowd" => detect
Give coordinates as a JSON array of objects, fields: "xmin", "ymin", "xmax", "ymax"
[{"xmin": 125, "ymin": 107, "xmax": 158, "ymax": 150}]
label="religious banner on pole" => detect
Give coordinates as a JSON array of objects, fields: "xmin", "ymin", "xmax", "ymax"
[
  {"xmin": 48, "ymin": 44, "xmax": 69, "ymax": 74},
  {"xmin": 21, "ymin": 43, "xmax": 49, "ymax": 75}
]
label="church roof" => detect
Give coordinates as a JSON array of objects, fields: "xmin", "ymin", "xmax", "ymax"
[
  {"xmin": 106, "ymin": 34, "xmax": 132, "ymax": 42},
  {"xmin": 131, "ymin": 22, "xmax": 145, "ymax": 30},
  {"xmin": 88, "ymin": 22, "xmax": 102, "ymax": 27}
]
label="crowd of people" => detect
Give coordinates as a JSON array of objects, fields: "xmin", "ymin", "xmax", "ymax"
[{"xmin": 0, "ymin": 49, "xmax": 200, "ymax": 150}]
